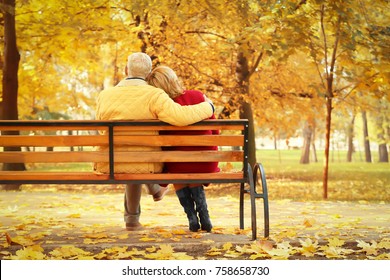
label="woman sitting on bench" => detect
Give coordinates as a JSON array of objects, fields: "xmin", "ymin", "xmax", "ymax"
[{"xmin": 147, "ymin": 66, "xmax": 220, "ymax": 232}]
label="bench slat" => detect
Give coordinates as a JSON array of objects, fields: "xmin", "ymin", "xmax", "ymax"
[
  {"xmin": 0, "ymin": 124, "xmax": 243, "ymax": 132},
  {"xmin": 115, "ymin": 151, "xmax": 244, "ymax": 162},
  {"xmin": 0, "ymin": 135, "xmax": 107, "ymax": 147},
  {"xmin": 114, "ymin": 124, "xmax": 245, "ymax": 131},
  {"xmin": 0, "ymin": 151, "xmax": 107, "ymax": 163},
  {"xmin": 0, "ymin": 171, "xmax": 110, "ymax": 180},
  {"xmin": 0, "ymin": 171, "xmax": 244, "ymax": 181},
  {"xmin": 0, "ymin": 126, "xmax": 107, "ymax": 131},
  {"xmin": 115, "ymin": 172, "xmax": 244, "ymax": 180},
  {"xmin": 0, "ymin": 151, "xmax": 243, "ymax": 163},
  {"xmin": 0, "ymin": 135, "xmax": 243, "ymax": 147},
  {"xmin": 115, "ymin": 135, "xmax": 244, "ymax": 146}
]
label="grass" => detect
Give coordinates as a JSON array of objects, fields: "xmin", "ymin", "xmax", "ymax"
[{"xmin": 256, "ymin": 149, "xmax": 390, "ymax": 202}]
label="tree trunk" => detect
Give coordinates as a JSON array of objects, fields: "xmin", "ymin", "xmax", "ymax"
[
  {"xmin": 361, "ymin": 110, "xmax": 372, "ymax": 163},
  {"xmin": 2, "ymin": 0, "xmax": 19, "ymax": 121},
  {"xmin": 311, "ymin": 125, "xmax": 318, "ymax": 162},
  {"xmin": 347, "ymin": 114, "xmax": 356, "ymax": 162},
  {"xmin": 239, "ymin": 101, "xmax": 256, "ymax": 168},
  {"xmin": 219, "ymin": 50, "xmax": 257, "ymax": 168},
  {"xmin": 274, "ymin": 134, "xmax": 277, "ymax": 150},
  {"xmin": 320, "ymin": 8, "xmax": 341, "ymax": 199},
  {"xmin": 378, "ymin": 144, "xmax": 388, "ymax": 162},
  {"xmin": 322, "ymin": 98, "xmax": 332, "ymax": 199},
  {"xmin": 236, "ymin": 51, "xmax": 256, "ymax": 168},
  {"xmin": 113, "ymin": 42, "xmax": 119, "ymax": 85},
  {"xmin": 375, "ymin": 101, "xmax": 388, "ymax": 163},
  {"xmin": 300, "ymin": 121, "xmax": 312, "ymax": 164},
  {"xmin": 1, "ymin": 0, "xmax": 26, "ymax": 190}
]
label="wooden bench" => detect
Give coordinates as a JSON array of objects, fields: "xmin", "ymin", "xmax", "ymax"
[{"xmin": 0, "ymin": 119, "xmax": 269, "ymax": 240}]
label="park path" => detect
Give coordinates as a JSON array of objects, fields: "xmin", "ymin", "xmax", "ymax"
[{"xmin": 0, "ymin": 188, "xmax": 389, "ymax": 259}]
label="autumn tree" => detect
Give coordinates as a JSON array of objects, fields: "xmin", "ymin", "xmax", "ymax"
[
  {"xmin": 2, "ymin": 0, "xmax": 389, "ymax": 195},
  {"xmin": 1, "ymin": 0, "xmax": 26, "ymax": 191},
  {"xmin": 108, "ymin": 0, "xmax": 269, "ymax": 167},
  {"xmin": 285, "ymin": 0, "xmax": 390, "ymax": 198}
]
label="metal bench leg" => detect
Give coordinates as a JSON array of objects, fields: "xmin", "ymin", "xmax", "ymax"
[
  {"xmin": 239, "ymin": 182, "xmax": 245, "ymax": 229},
  {"xmin": 247, "ymin": 164, "xmax": 257, "ymax": 240},
  {"xmin": 258, "ymin": 163, "xmax": 270, "ymax": 238}
]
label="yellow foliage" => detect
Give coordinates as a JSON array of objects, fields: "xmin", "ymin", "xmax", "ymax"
[
  {"xmin": 171, "ymin": 229, "xmax": 187, "ymax": 235},
  {"xmin": 357, "ymin": 240, "xmax": 379, "ymax": 256},
  {"xmin": 378, "ymin": 239, "xmax": 390, "ymax": 249},
  {"xmin": 146, "ymin": 246, "xmax": 157, "ymax": 253},
  {"xmin": 139, "ymin": 237, "xmax": 157, "ymax": 242},
  {"xmin": 299, "ymin": 238, "xmax": 318, "ymax": 257},
  {"xmin": 49, "ymin": 245, "xmax": 93, "ymax": 260},
  {"xmin": 327, "ymin": 237, "xmax": 345, "ymax": 248},
  {"xmin": 145, "ymin": 244, "xmax": 193, "ymax": 260},
  {"xmin": 66, "ymin": 213, "xmax": 81, "ymax": 219},
  {"xmin": 11, "ymin": 245, "xmax": 47, "ymax": 260},
  {"xmin": 222, "ymin": 242, "xmax": 233, "ymax": 250},
  {"xmin": 303, "ymin": 218, "xmax": 316, "ymax": 227}
]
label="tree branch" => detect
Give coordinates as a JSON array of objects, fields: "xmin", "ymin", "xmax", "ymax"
[
  {"xmin": 185, "ymin": 30, "xmax": 228, "ymax": 40},
  {"xmin": 338, "ymin": 72, "xmax": 379, "ymax": 101},
  {"xmin": 270, "ymin": 89, "xmax": 313, "ymax": 99},
  {"xmin": 295, "ymin": 0, "xmax": 307, "ymax": 11},
  {"xmin": 162, "ymin": 45, "xmax": 224, "ymax": 87},
  {"xmin": 308, "ymin": 37, "xmax": 327, "ymax": 90},
  {"xmin": 329, "ymin": 15, "xmax": 342, "ymax": 80},
  {"xmin": 320, "ymin": 5, "xmax": 329, "ymax": 80},
  {"xmin": 248, "ymin": 52, "xmax": 263, "ymax": 77}
]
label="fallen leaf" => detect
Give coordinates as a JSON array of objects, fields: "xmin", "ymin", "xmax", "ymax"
[
  {"xmin": 49, "ymin": 245, "xmax": 93, "ymax": 259},
  {"xmin": 172, "ymin": 229, "xmax": 187, "ymax": 235},
  {"xmin": 83, "ymin": 238, "xmax": 117, "ymax": 244},
  {"xmin": 328, "ymin": 237, "xmax": 345, "ymax": 247},
  {"xmin": 357, "ymin": 240, "xmax": 378, "ymax": 256},
  {"xmin": 139, "ymin": 237, "xmax": 157, "ymax": 242},
  {"xmin": 10, "ymin": 235, "xmax": 35, "ymax": 247},
  {"xmin": 118, "ymin": 233, "xmax": 130, "ymax": 240},
  {"xmin": 66, "ymin": 213, "xmax": 81, "ymax": 219},
  {"xmin": 299, "ymin": 238, "xmax": 318, "ymax": 257},
  {"xmin": 11, "ymin": 245, "xmax": 47, "ymax": 260},
  {"xmin": 303, "ymin": 218, "xmax": 316, "ymax": 227},
  {"xmin": 222, "ymin": 242, "xmax": 233, "ymax": 250},
  {"xmin": 146, "ymin": 246, "xmax": 157, "ymax": 253},
  {"xmin": 206, "ymin": 251, "xmax": 222, "ymax": 256},
  {"xmin": 257, "ymin": 240, "xmax": 274, "ymax": 251},
  {"xmin": 378, "ymin": 239, "xmax": 390, "ymax": 249}
]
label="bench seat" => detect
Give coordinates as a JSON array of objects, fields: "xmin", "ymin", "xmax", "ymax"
[{"xmin": 0, "ymin": 119, "xmax": 269, "ymax": 239}]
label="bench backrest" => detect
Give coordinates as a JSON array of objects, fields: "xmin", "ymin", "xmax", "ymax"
[{"xmin": 0, "ymin": 119, "xmax": 249, "ymax": 185}]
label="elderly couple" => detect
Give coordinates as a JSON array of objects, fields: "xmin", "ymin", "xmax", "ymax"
[{"xmin": 95, "ymin": 52, "xmax": 219, "ymax": 232}]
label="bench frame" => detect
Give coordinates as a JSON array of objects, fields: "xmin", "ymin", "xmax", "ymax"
[{"xmin": 0, "ymin": 119, "xmax": 269, "ymax": 240}]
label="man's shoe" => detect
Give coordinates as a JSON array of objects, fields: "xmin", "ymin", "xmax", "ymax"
[
  {"xmin": 153, "ymin": 187, "xmax": 169, "ymax": 202},
  {"xmin": 125, "ymin": 222, "xmax": 143, "ymax": 231}
]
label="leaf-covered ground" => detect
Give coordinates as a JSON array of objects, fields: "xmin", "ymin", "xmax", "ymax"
[{"xmin": 0, "ymin": 184, "xmax": 389, "ymax": 260}]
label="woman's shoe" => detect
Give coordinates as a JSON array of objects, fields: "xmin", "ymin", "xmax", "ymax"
[
  {"xmin": 153, "ymin": 186, "xmax": 169, "ymax": 201},
  {"xmin": 176, "ymin": 188, "xmax": 200, "ymax": 232},
  {"xmin": 189, "ymin": 186, "xmax": 212, "ymax": 232}
]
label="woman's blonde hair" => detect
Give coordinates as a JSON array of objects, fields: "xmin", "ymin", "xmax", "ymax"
[{"xmin": 147, "ymin": 66, "xmax": 184, "ymax": 99}]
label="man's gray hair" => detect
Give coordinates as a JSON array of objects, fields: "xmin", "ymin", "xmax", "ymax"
[{"xmin": 127, "ymin": 52, "xmax": 152, "ymax": 78}]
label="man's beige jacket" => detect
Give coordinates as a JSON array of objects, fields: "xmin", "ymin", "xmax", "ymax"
[{"xmin": 94, "ymin": 78, "xmax": 213, "ymax": 174}]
